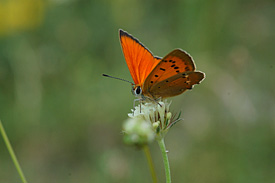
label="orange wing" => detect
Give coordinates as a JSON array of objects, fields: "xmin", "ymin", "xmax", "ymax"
[
  {"xmin": 143, "ymin": 49, "xmax": 196, "ymax": 92},
  {"xmin": 119, "ymin": 29, "xmax": 161, "ymax": 86}
]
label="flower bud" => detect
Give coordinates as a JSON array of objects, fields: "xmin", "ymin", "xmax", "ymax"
[{"xmin": 123, "ymin": 117, "xmax": 155, "ymax": 146}]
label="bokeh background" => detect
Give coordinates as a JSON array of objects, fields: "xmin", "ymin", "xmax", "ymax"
[{"xmin": 0, "ymin": 0, "xmax": 274, "ymax": 183}]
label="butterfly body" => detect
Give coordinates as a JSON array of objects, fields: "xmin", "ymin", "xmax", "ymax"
[{"xmin": 119, "ymin": 29, "xmax": 205, "ymax": 100}]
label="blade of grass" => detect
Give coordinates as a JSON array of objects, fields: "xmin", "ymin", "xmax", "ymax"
[{"xmin": 0, "ymin": 120, "xmax": 28, "ymax": 183}]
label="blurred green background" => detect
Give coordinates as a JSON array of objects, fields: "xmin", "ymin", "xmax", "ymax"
[{"xmin": 0, "ymin": 0, "xmax": 274, "ymax": 182}]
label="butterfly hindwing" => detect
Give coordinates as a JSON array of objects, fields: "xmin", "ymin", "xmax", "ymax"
[
  {"xmin": 119, "ymin": 29, "xmax": 161, "ymax": 86},
  {"xmin": 143, "ymin": 49, "xmax": 196, "ymax": 94},
  {"xmin": 149, "ymin": 71, "xmax": 205, "ymax": 98}
]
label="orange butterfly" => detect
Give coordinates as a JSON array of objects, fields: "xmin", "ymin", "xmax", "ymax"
[{"xmin": 117, "ymin": 29, "xmax": 205, "ymax": 101}]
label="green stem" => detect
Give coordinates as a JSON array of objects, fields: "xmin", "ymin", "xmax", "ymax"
[
  {"xmin": 0, "ymin": 120, "xmax": 28, "ymax": 183},
  {"xmin": 143, "ymin": 145, "xmax": 157, "ymax": 183},
  {"xmin": 158, "ymin": 138, "xmax": 171, "ymax": 183}
]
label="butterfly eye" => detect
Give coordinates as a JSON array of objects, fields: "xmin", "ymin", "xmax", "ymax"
[{"xmin": 135, "ymin": 86, "xmax": 142, "ymax": 95}]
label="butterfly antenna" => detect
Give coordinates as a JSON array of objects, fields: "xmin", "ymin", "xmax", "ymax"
[{"xmin": 102, "ymin": 74, "xmax": 134, "ymax": 85}]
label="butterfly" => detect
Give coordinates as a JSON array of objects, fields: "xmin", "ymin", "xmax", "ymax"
[{"xmin": 118, "ymin": 29, "xmax": 204, "ymax": 101}]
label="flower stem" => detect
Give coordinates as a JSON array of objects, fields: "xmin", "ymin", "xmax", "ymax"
[
  {"xmin": 143, "ymin": 145, "xmax": 157, "ymax": 183},
  {"xmin": 158, "ymin": 138, "xmax": 171, "ymax": 183},
  {"xmin": 0, "ymin": 120, "xmax": 28, "ymax": 183}
]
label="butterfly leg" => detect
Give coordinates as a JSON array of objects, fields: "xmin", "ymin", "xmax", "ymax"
[
  {"xmin": 132, "ymin": 98, "xmax": 143, "ymax": 113},
  {"xmin": 143, "ymin": 94, "xmax": 162, "ymax": 107},
  {"xmin": 155, "ymin": 100, "xmax": 162, "ymax": 107},
  {"xmin": 156, "ymin": 99, "xmax": 162, "ymax": 107},
  {"xmin": 133, "ymin": 98, "xmax": 140, "ymax": 110},
  {"xmin": 148, "ymin": 94, "xmax": 162, "ymax": 107},
  {"xmin": 139, "ymin": 98, "xmax": 142, "ymax": 113}
]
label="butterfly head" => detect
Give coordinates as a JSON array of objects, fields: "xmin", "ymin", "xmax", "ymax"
[{"xmin": 132, "ymin": 85, "xmax": 142, "ymax": 98}]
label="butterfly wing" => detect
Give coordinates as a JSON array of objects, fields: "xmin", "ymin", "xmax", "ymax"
[
  {"xmin": 143, "ymin": 49, "xmax": 204, "ymax": 98},
  {"xmin": 119, "ymin": 29, "xmax": 161, "ymax": 86},
  {"xmin": 148, "ymin": 71, "xmax": 205, "ymax": 98}
]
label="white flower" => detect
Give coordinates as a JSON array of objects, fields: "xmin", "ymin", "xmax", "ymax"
[
  {"xmin": 123, "ymin": 117, "xmax": 155, "ymax": 146},
  {"xmin": 123, "ymin": 100, "xmax": 181, "ymax": 145}
]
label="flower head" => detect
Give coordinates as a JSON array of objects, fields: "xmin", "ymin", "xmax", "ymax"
[
  {"xmin": 123, "ymin": 117, "xmax": 155, "ymax": 146},
  {"xmin": 123, "ymin": 100, "xmax": 181, "ymax": 146}
]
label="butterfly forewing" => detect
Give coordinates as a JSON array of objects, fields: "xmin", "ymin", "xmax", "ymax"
[
  {"xmin": 149, "ymin": 71, "xmax": 205, "ymax": 98},
  {"xmin": 119, "ymin": 30, "xmax": 161, "ymax": 86},
  {"xmin": 143, "ymin": 49, "xmax": 196, "ymax": 93}
]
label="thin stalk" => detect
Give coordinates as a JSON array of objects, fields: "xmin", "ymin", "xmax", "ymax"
[
  {"xmin": 158, "ymin": 138, "xmax": 171, "ymax": 183},
  {"xmin": 143, "ymin": 145, "xmax": 157, "ymax": 183},
  {"xmin": 0, "ymin": 120, "xmax": 28, "ymax": 183}
]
